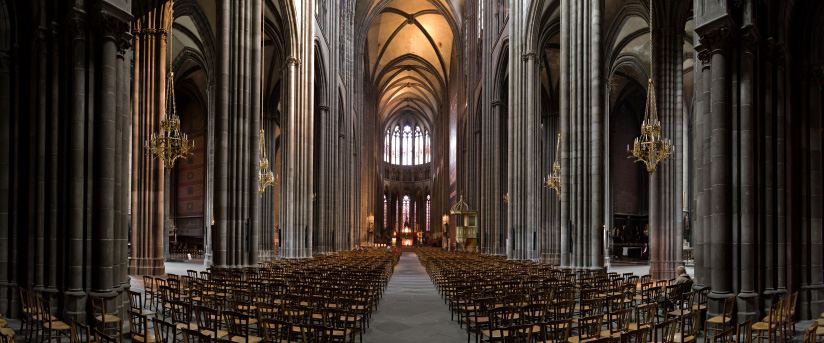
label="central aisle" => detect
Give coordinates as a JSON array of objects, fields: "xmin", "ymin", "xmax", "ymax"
[{"xmin": 362, "ymin": 252, "xmax": 466, "ymax": 343}]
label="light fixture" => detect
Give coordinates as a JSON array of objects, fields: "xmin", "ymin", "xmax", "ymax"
[
  {"xmin": 258, "ymin": 25, "xmax": 275, "ymax": 195},
  {"xmin": 144, "ymin": 1, "xmax": 194, "ymax": 169},
  {"xmin": 627, "ymin": 0, "xmax": 674, "ymax": 174},
  {"xmin": 544, "ymin": 133, "xmax": 562, "ymax": 198}
]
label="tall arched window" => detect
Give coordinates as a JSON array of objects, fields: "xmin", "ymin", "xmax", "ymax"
[
  {"xmin": 384, "ymin": 130, "xmax": 391, "ymax": 162},
  {"xmin": 392, "ymin": 126, "xmax": 400, "ymax": 164},
  {"xmin": 415, "ymin": 126, "xmax": 423, "ymax": 165},
  {"xmin": 383, "ymin": 195, "xmax": 387, "ymax": 229},
  {"xmin": 402, "ymin": 195, "xmax": 410, "ymax": 228},
  {"xmin": 426, "ymin": 195, "xmax": 430, "ymax": 231},
  {"xmin": 384, "ymin": 122, "xmax": 431, "ymax": 166},
  {"xmin": 402, "ymin": 125, "xmax": 413, "ymax": 165}
]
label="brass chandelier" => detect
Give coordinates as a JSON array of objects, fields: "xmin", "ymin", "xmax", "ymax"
[
  {"xmin": 145, "ymin": 10, "xmax": 194, "ymax": 169},
  {"xmin": 544, "ymin": 133, "xmax": 562, "ymax": 198},
  {"xmin": 258, "ymin": 31, "xmax": 275, "ymax": 195},
  {"xmin": 627, "ymin": 0, "xmax": 673, "ymax": 173}
]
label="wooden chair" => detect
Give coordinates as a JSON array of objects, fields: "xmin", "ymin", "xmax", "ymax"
[
  {"xmin": 94, "ymin": 329, "xmax": 118, "ymax": 343},
  {"xmin": 753, "ymin": 300, "xmax": 783, "ymax": 343},
  {"xmin": 259, "ymin": 318, "xmax": 293, "ymax": 343},
  {"xmin": 128, "ymin": 311, "xmax": 156, "ymax": 343},
  {"xmin": 90, "ymin": 294, "xmax": 123, "ymax": 343},
  {"xmin": 70, "ymin": 318, "xmax": 95, "ymax": 343},
  {"xmin": 652, "ymin": 318, "xmax": 677, "ymax": 343},
  {"xmin": 704, "ymin": 295, "xmax": 735, "ymax": 339},
  {"xmin": 129, "ymin": 290, "xmax": 157, "ymax": 318},
  {"xmin": 620, "ymin": 327, "xmax": 649, "ymax": 343},
  {"xmin": 294, "ymin": 323, "xmax": 331, "ymax": 343},
  {"xmin": 601, "ymin": 308, "xmax": 632, "ymax": 339},
  {"xmin": 569, "ymin": 314, "xmax": 603, "ymax": 343},
  {"xmin": 504, "ymin": 323, "xmax": 534, "ymax": 343},
  {"xmin": 534, "ymin": 320, "xmax": 571, "ymax": 343},
  {"xmin": 672, "ymin": 310, "xmax": 699, "ymax": 343},
  {"xmin": 321, "ymin": 308, "xmax": 355, "ymax": 343},
  {"xmin": 0, "ymin": 326, "xmax": 15, "ymax": 343},
  {"xmin": 628, "ymin": 303, "xmax": 657, "ymax": 332},
  {"xmin": 170, "ymin": 300, "xmax": 197, "ymax": 331},
  {"xmin": 193, "ymin": 305, "xmax": 228, "ymax": 339},
  {"xmin": 182, "ymin": 329, "xmax": 212, "ymax": 343},
  {"xmin": 481, "ymin": 306, "xmax": 517, "ymax": 343},
  {"xmin": 802, "ymin": 321, "xmax": 818, "ymax": 343},
  {"xmin": 143, "ymin": 276, "xmax": 156, "ymax": 310},
  {"xmin": 222, "ymin": 311, "xmax": 263, "ymax": 343},
  {"xmin": 152, "ymin": 317, "xmax": 178, "ymax": 343},
  {"xmin": 736, "ymin": 318, "xmax": 753, "ymax": 343},
  {"xmin": 39, "ymin": 295, "xmax": 71, "ymax": 343},
  {"xmin": 711, "ymin": 327, "xmax": 734, "ymax": 343},
  {"xmin": 466, "ymin": 297, "xmax": 496, "ymax": 343}
]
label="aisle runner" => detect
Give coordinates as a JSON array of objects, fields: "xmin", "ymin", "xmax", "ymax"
[{"xmin": 361, "ymin": 252, "xmax": 466, "ymax": 343}]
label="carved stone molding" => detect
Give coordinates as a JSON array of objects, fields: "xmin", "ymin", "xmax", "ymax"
[
  {"xmin": 318, "ymin": 105, "xmax": 330, "ymax": 112},
  {"xmin": 118, "ymin": 32, "xmax": 133, "ymax": 56},
  {"xmin": 739, "ymin": 25, "xmax": 759, "ymax": 55},
  {"xmin": 283, "ymin": 56, "xmax": 301, "ymax": 69},
  {"xmin": 698, "ymin": 25, "xmax": 730, "ymax": 52},
  {"xmin": 698, "ymin": 50, "xmax": 711, "ymax": 66},
  {"xmin": 522, "ymin": 51, "xmax": 537, "ymax": 62},
  {"xmin": 66, "ymin": 9, "xmax": 88, "ymax": 41},
  {"xmin": 95, "ymin": 11, "xmax": 129, "ymax": 41},
  {"xmin": 492, "ymin": 100, "xmax": 503, "ymax": 108}
]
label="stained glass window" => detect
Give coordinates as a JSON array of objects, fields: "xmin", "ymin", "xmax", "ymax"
[
  {"xmin": 402, "ymin": 195, "xmax": 410, "ymax": 228},
  {"xmin": 383, "ymin": 195, "xmax": 387, "ymax": 229},
  {"xmin": 383, "ymin": 121, "xmax": 430, "ymax": 166}
]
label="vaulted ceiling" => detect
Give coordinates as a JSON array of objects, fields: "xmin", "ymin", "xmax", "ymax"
[{"xmin": 361, "ymin": 0, "xmax": 458, "ymax": 128}]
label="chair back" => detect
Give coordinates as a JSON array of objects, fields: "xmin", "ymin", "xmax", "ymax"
[
  {"xmin": 766, "ymin": 300, "xmax": 783, "ymax": 325},
  {"xmin": 712, "ymin": 327, "xmax": 735, "ymax": 343},
  {"xmin": 127, "ymin": 290, "xmax": 142, "ymax": 313},
  {"xmin": 721, "ymin": 295, "xmax": 736, "ymax": 318},
  {"xmin": 222, "ymin": 311, "xmax": 251, "ymax": 341},
  {"xmin": 260, "ymin": 318, "xmax": 293, "ymax": 343},
  {"xmin": 504, "ymin": 323, "xmax": 534, "ymax": 343},
  {"xmin": 181, "ymin": 328, "xmax": 211, "ymax": 343},
  {"xmin": 577, "ymin": 314, "xmax": 604, "ymax": 342},
  {"xmin": 536, "ymin": 320, "xmax": 571, "ymax": 343},
  {"xmin": 94, "ymin": 329, "xmax": 117, "ymax": 343},
  {"xmin": 679, "ymin": 310, "xmax": 701, "ymax": 338},
  {"xmin": 193, "ymin": 305, "xmax": 221, "ymax": 333},
  {"xmin": 802, "ymin": 321, "xmax": 819, "ymax": 343},
  {"xmin": 152, "ymin": 317, "xmax": 177, "ymax": 343},
  {"xmin": 606, "ymin": 308, "xmax": 632, "ymax": 335},
  {"xmin": 90, "ymin": 295, "xmax": 106, "ymax": 322},
  {"xmin": 70, "ymin": 318, "xmax": 93, "ymax": 343},
  {"xmin": 169, "ymin": 300, "xmax": 194, "ymax": 329},
  {"xmin": 620, "ymin": 327, "xmax": 649, "ymax": 343},
  {"xmin": 635, "ymin": 303, "xmax": 657, "ymax": 327},
  {"xmin": 296, "ymin": 323, "xmax": 331, "ymax": 343},
  {"xmin": 128, "ymin": 311, "xmax": 151, "ymax": 342},
  {"xmin": 654, "ymin": 318, "xmax": 678, "ymax": 343},
  {"xmin": 735, "ymin": 318, "xmax": 753, "ymax": 343}
]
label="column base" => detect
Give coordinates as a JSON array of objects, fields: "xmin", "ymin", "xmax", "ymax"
[
  {"xmin": 64, "ymin": 289, "xmax": 88, "ymax": 323},
  {"xmin": 808, "ymin": 283, "xmax": 824, "ymax": 320},
  {"xmin": 736, "ymin": 291, "xmax": 759, "ymax": 321}
]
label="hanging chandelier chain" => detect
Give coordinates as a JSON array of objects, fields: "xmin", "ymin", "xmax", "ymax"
[
  {"xmin": 258, "ymin": 12, "xmax": 275, "ymax": 195},
  {"xmin": 144, "ymin": 0, "xmax": 195, "ymax": 170}
]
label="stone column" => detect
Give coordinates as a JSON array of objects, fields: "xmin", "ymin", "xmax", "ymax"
[
  {"xmin": 807, "ymin": 69, "xmax": 824, "ymax": 316},
  {"xmin": 35, "ymin": 26, "xmax": 46, "ymax": 295},
  {"xmin": 93, "ymin": 10, "xmax": 124, "ymax": 298},
  {"xmin": 65, "ymin": 9, "xmax": 87, "ymax": 317},
  {"xmin": 699, "ymin": 49, "xmax": 712, "ymax": 289},
  {"xmin": 0, "ymin": 50, "xmax": 10, "ymax": 316},
  {"xmin": 691, "ymin": 48, "xmax": 704, "ymax": 288},
  {"xmin": 738, "ymin": 28, "xmax": 759, "ymax": 319},
  {"xmin": 214, "ymin": 0, "xmax": 230, "ymax": 266},
  {"xmin": 589, "ymin": 0, "xmax": 604, "ymax": 269},
  {"xmin": 704, "ymin": 24, "xmax": 733, "ymax": 314},
  {"xmin": 559, "ymin": 0, "xmax": 570, "ymax": 267},
  {"xmin": 45, "ymin": 24, "xmax": 60, "ymax": 306}
]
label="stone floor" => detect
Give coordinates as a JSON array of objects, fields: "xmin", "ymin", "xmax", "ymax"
[{"xmin": 361, "ymin": 252, "xmax": 467, "ymax": 343}]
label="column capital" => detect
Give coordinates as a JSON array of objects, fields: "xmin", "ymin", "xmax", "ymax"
[
  {"xmin": 698, "ymin": 25, "xmax": 731, "ymax": 53},
  {"xmin": 739, "ymin": 25, "xmax": 759, "ymax": 55},
  {"xmin": 283, "ymin": 56, "xmax": 301, "ymax": 69},
  {"xmin": 522, "ymin": 51, "xmax": 537, "ymax": 62},
  {"xmin": 95, "ymin": 10, "xmax": 129, "ymax": 41},
  {"xmin": 118, "ymin": 32, "xmax": 133, "ymax": 56},
  {"xmin": 318, "ymin": 105, "xmax": 330, "ymax": 112},
  {"xmin": 66, "ymin": 9, "xmax": 88, "ymax": 41},
  {"xmin": 697, "ymin": 50, "xmax": 712, "ymax": 66},
  {"xmin": 492, "ymin": 100, "xmax": 503, "ymax": 108}
]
